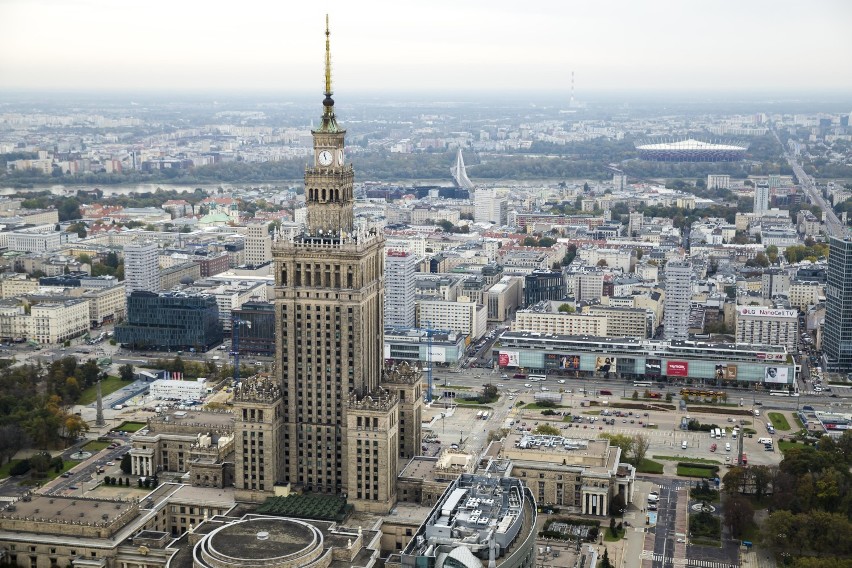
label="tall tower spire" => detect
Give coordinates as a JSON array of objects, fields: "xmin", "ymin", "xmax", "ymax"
[{"xmin": 319, "ymin": 14, "xmax": 338, "ymax": 132}]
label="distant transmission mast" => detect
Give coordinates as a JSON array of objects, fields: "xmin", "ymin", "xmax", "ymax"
[{"xmin": 570, "ymin": 71, "xmax": 575, "ymax": 108}]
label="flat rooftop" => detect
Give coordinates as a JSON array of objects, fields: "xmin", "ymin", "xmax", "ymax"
[{"xmin": 0, "ymin": 494, "xmax": 135, "ymax": 525}]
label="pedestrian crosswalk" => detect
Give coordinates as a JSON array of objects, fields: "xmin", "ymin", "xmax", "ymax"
[{"xmin": 641, "ymin": 551, "xmax": 738, "ymax": 568}]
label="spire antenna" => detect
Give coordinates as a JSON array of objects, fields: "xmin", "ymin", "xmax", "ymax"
[{"xmin": 324, "ymin": 14, "xmax": 332, "ymax": 97}]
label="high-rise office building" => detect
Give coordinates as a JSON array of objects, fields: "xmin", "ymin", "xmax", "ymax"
[
  {"xmin": 244, "ymin": 222, "xmax": 272, "ymax": 265},
  {"xmin": 754, "ymin": 182, "xmax": 770, "ymax": 215},
  {"xmin": 523, "ymin": 270, "xmax": 566, "ymax": 307},
  {"xmin": 474, "ymin": 188, "xmax": 508, "ymax": 225},
  {"xmin": 824, "ymin": 236, "xmax": 852, "ymax": 372},
  {"xmin": 663, "ymin": 260, "xmax": 692, "ymax": 340},
  {"xmin": 123, "ymin": 241, "xmax": 159, "ymax": 294},
  {"xmin": 238, "ymin": 19, "xmax": 421, "ymax": 513},
  {"xmin": 385, "ymin": 250, "xmax": 416, "ymax": 328}
]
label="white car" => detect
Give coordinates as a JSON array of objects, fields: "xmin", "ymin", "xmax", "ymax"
[
  {"xmin": 558, "ymin": 379, "xmax": 566, "ymax": 384},
  {"xmin": 524, "ymin": 383, "xmax": 532, "ymax": 388},
  {"xmin": 496, "ymin": 383, "xmax": 504, "ymax": 387}
]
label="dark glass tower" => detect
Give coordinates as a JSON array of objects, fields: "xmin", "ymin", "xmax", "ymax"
[{"xmin": 824, "ymin": 236, "xmax": 852, "ymax": 372}]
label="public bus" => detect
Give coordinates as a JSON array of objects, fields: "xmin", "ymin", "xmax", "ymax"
[
  {"xmin": 633, "ymin": 381, "xmax": 652, "ymax": 388},
  {"xmin": 529, "ymin": 374, "xmax": 547, "ymax": 382}
]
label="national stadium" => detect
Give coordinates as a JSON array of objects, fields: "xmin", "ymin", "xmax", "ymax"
[{"xmin": 635, "ymin": 138, "xmax": 748, "ymax": 162}]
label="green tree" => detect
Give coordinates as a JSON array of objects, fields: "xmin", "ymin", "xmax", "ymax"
[
  {"xmin": 723, "ymin": 495, "xmax": 754, "ymax": 539},
  {"xmin": 119, "ymin": 364, "xmax": 135, "ymax": 382},
  {"xmin": 558, "ymin": 303, "xmax": 575, "ymax": 313},
  {"xmin": 121, "ymin": 452, "xmax": 132, "ymax": 474},
  {"xmin": 480, "ymin": 383, "xmax": 498, "ymax": 404},
  {"xmin": 533, "ymin": 424, "xmax": 560, "ymax": 436}
]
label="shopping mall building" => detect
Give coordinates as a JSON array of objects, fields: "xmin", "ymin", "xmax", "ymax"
[{"xmin": 494, "ymin": 332, "xmax": 797, "ymax": 388}]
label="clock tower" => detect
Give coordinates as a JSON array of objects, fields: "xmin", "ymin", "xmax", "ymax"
[{"xmin": 305, "ymin": 16, "xmax": 354, "ymax": 236}]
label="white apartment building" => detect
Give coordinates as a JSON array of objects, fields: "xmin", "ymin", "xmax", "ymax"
[
  {"xmin": 0, "ymin": 305, "xmax": 29, "ymax": 341},
  {"xmin": 512, "ymin": 310, "xmax": 607, "ymax": 336},
  {"xmin": 567, "ymin": 270, "xmax": 605, "ymax": 302},
  {"xmin": 587, "ymin": 305, "xmax": 652, "ymax": 339},
  {"xmin": 124, "ymin": 241, "xmax": 160, "ymax": 294},
  {"xmin": 244, "ymin": 223, "xmax": 272, "ymax": 265},
  {"xmin": 410, "ymin": 206, "xmax": 460, "ymax": 225},
  {"xmin": 663, "ymin": 260, "xmax": 692, "ymax": 340},
  {"xmin": 576, "ymin": 248, "xmax": 635, "ymax": 273},
  {"xmin": 735, "ymin": 306, "xmax": 798, "ymax": 351},
  {"xmin": 386, "ymin": 234, "xmax": 426, "ymax": 259},
  {"xmin": 707, "ymin": 174, "xmax": 731, "ymax": 190},
  {"xmin": 787, "ymin": 281, "xmax": 822, "ymax": 310},
  {"xmin": 385, "ymin": 250, "xmax": 416, "ymax": 328},
  {"xmin": 474, "ymin": 188, "xmax": 508, "ymax": 225},
  {"xmin": 31, "ymin": 299, "xmax": 91, "ymax": 344},
  {"xmin": 417, "ymin": 298, "xmax": 487, "ymax": 341}
]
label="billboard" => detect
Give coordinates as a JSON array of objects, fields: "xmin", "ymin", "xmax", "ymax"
[
  {"xmin": 645, "ymin": 358, "xmax": 662, "ymax": 377},
  {"xmin": 738, "ymin": 307, "xmax": 797, "ymax": 319},
  {"xmin": 756, "ymin": 352, "xmax": 786, "ymax": 362},
  {"xmin": 428, "ymin": 346, "xmax": 447, "ymax": 364},
  {"xmin": 545, "ymin": 353, "xmax": 581, "ymax": 370},
  {"xmin": 715, "ymin": 364, "xmax": 738, "ymax": 380},
  {"xmin": 595, "ymin": 356, "xmax": 615, "ymax": 373},
  {"xmin": 666, "ymin": 361, "xmax": 689, "ymax": 377},
  {"xmin": 765, "ymin": 367, "xmax": 789, "ymax": 383},
  {"xmin": 498, "ymin": 351, "xmax": 520, "ymax": 367}
]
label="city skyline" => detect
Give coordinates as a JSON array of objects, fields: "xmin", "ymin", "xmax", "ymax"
[{"xmin": 1, "ymin": 0, "xmax": 851, "ymax": 95}]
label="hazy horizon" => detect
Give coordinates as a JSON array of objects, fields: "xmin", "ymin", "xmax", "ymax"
[{"xmin": 2, "ymin": 0, "xmax": 851, "ymax": 96}]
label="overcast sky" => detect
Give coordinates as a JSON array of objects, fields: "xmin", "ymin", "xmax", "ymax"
[{"xmin": 1, "ymin": 0, "xmax": 851, "ymax": 96}]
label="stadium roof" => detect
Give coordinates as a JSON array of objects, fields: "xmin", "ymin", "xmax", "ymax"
[{"xmin": 636, "ymin": 138, "xmax": 746, "ymax": 151}]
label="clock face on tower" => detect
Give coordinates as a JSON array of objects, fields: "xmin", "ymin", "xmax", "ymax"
[
  {"xmin": 317, "ymin": 150, "xmax": 333, "ymax": 166},
  {"xmin": 337, "ymin": 149, "xmax": 344, "ymax": 166}
]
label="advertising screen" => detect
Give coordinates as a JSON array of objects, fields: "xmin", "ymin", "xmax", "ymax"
[
  {"xmin": 595, "ymin": 356, "xmax": 616, "ymax": 373},
  {"xmin": 715, "ymin": 364, "xmax": 738, "ymax": 380},
  {"xmin": 428, "ymin": 346, "xmax": 447, "ymax": 364},
  {"xmin": 764, "ymin": 367, "xmax": 789, "ymax": 383},
  {"xmin": 666, "ymin": 361, "xmax": 689, "ymax": 377},
  {"xmin": 645, "ymin": 358, "xmax": 662, "ymax": 377},
  {"xmin": 545, "ymin": 354, "xmax": 580, "ymax": 370},
  {"xmin": 498, "ymin": 351, "xmax": 520, "ymax": 367}
]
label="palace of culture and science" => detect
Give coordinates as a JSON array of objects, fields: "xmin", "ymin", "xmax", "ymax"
[{"xmin": 232, "ymin": 20, "xmax": 424, "ymax": 514}]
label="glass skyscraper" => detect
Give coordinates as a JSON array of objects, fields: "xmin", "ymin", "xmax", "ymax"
[{"xmin": 824, "ymin": 236, "xmax": 852, "ymax": 372}]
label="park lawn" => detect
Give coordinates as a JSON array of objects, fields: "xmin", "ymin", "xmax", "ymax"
[
  {"xmin": 793, "ymin": 414, "xmax": 805, "ymax": 429},
  {"xmin": 0, "ymin": 459, "xmax": 24, "ymax": 479},
  {"xmin": 636, "ymin": 459, "xmax": 664, "ymax": 474},
  {"xmin": 78, "ymin": 376, "xmax": 127, "ymax": 405},
  {"xmin": 82, "ymin": 440, "xmax": 111, "ymax": 452},
  {"xmin": 767, "ymin": 412, "xmax": 791, "ymax": 431},
  {"xmin": 777, "ymin": 440, "xmax": 804, "ymax": 453},
  {"xmin": 114, "ymin": 421, "xmax": 146, "ymax": 433},
  {"xmin": 677, "ymin": 466, "xmax": 716, "ymax": 478},
  {"xmin": 604, "ymin": 529, "xmax": 626, "ymax": 541},
  {"xmin": 454, "ymin": 400, "xmax": 493, "ymax": 409},
  {"xmin": 653, "ymin": 455, "xmax": 721, "ymax": 465}
]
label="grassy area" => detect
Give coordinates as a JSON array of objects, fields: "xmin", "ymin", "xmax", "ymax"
[
  {"xmin": 677, "ymin": 466, "xmax": 717, "ymax": 478},
  {"xmin": 78, "ymin": 376, "xmax": 127, "ymax": 405},
  {"xmin": 653, "ymin": 455, "xmax": 721, "ymax": 465},
  {"xmin": 636, "ymin": 458, "xmax": 664, "ymax": 474},
  {"xmin": 444, "ymin": 385, "xmax": 472, "ymax": 390},
  {"xmin": 604, "ymin": 528, "xmax": 626, "ymax": 541},
  {"xmin": 743, "ymin": 428, "xmax": 757, "ymax": 435},
  {"xmin": 82, "ymin": 440, "xmax": 111, "ymax": 452},
  {"xmin": 0, "ymin": 459, "xmax": 24, "ymax": 479},
  {"xmin": 767, "ymin": 412, "xmax": 791, "ymax": 431},
  {"xmin": 113, "ymin": 421, "xmax": 146, "ymax": 433},
  {"xmin": 777, "ymin": 439, "xmax": 805, "ymax": 453},
  {"xmin": 793, "ymin": 414, "xmax": 805, "ymax": 429}
]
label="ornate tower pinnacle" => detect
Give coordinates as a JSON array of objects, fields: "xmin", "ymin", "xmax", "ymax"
[{"xmin": 319, "ymin": 14, "xmax": 338, "ymax": 133}]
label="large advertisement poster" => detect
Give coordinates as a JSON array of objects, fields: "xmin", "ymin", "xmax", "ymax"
[
  {"xmin": 667, "ymin": 361, "xmax": 689, "ymax": 377},
  {"xmin": 715, "ymin": 364, "xmax": 738, "ymax": 380},
  {"xmin": 595, "ymin": 356, "xmax": 616, "ymax": 373},
  {"xmin": 544, "ymin": 354, "xmax": 581, "ymax": 370},
  {"xmin": 765, "ymin": 367, "xmax": 789, "ymax": 383},
  {"xmin": 645, "ymin": 358, "xmax": 662, "ymax": 377},
  {"xmin": 428, "ymin": 346, "xmax": 447, "ymax": 364},
  {"xmin": 498, "ymin": 351, "xmax": 520, "ymax": 367}
]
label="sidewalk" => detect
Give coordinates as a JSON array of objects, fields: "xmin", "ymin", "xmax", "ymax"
[{"xmin": 741, "ymin": 548, "xmax": 777, "ymax": 568}]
